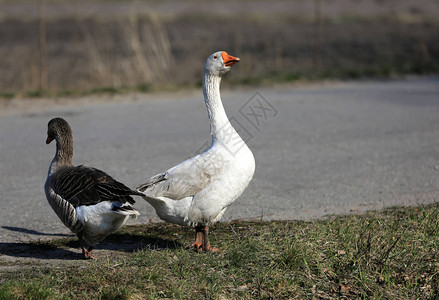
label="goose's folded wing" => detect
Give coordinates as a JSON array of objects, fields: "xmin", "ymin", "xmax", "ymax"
[
  {"xmin": 137, "ymin": 171, "xmax": 205, "ymax": 200},
  {"xmin": 51, "ymin": 165, "xmax": 142, "ymax": 207},
  {"xmin": 137, "ymin": 154, "xmax": 223, "ymax": 200}
]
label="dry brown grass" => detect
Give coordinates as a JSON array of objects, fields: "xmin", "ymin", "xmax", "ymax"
[{"xmin": 0, "ymin": 0, "xmax": 438, "ymax": 95}]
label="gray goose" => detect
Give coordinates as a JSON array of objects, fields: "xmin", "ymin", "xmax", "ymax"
[{"xmin": 44, "ymin": 117, "xmax": 142, "ymax": 259}]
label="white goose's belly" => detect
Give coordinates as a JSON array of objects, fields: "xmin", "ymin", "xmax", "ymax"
[
  {"xmin": 153, "ymin": 196, "xmax": 193, "ymax": 226},
  {"xmin": 188, "ymin": 145, "xmax": 255, "ymax": 225}
]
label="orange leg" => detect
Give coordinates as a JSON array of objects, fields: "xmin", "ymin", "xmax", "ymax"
[
  {"xmin": 82, "ymin": 246, "xmax": 95, "ymax": 259},
  {"xmin": 192, "ymin": 226, "xmax": 204, "ymax": 251},
  {"xmin": 202, "ymin": 226, "xmax": 221, "ymax": 253},
  {"xmin": 192, "ymin": 226, "xmax": 221, "ymax": 252},
  {"xmin": 78, "ymin": 233, "xmax": 96, "ymax": 259},
  {"xmin": 202, "ymin": 226, "xmax": 210, "ymax": 251}
]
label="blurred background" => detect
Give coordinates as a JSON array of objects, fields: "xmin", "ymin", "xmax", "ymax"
[{"xmin": 0, "ymin": 0, "xmax": 438, "ymax": 97}]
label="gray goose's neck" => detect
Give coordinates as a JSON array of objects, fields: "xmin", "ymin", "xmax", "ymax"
[
  {"xmin": 203, "ymin": 73, "xmax": 236, "ymax": 142},
  {"xmin": 49, "ymin": 135, "xmax": 74, "ymax": 175}
]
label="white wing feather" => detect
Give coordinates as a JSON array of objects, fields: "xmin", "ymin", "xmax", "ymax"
[{"xmin": 137, "ymin": 150, "xmax": 225, "ymax": 200}]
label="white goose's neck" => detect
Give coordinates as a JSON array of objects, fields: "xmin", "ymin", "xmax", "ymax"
[{"xmin": 203, "ymin": 73, "xmax": 234, "ymax": 141}]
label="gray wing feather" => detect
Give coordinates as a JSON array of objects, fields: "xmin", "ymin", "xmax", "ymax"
[
  {"xmin": 50, "ymin": 165, "xmax": 142, "ymax": 207},
  {"xmin": 47, "ymin": 189, "xmax": 83, "ymax": 233},
  {"xmin": 46, "ymin": 165, "xmax": 142, "ymax": 233}
]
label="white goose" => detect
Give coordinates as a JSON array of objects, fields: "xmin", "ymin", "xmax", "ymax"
[
  {"xmin": 137, "ymin": 51, "xmax": 255, "ymax": 251},
  {"xmin": 44, "ymin": 117, "xmax": 142, "ymax": 259}
]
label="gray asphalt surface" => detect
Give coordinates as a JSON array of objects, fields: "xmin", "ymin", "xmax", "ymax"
[{"xmin": 1, "ymin": 77, "xmax": 438, "ymax": 243}]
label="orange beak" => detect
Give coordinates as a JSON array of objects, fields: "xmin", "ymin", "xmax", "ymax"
[
  {"xmin": 222, "ymin": 51, "xmax": 240, "ymax": 67},
  {"xmin": 46, "ymin": 136, "xmax": 53, "ymax": 144}
]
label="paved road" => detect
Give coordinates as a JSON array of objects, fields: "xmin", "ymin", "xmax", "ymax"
[{"xmin": 1, "ymin": 77, "xmax": 438, "ymax": 243}]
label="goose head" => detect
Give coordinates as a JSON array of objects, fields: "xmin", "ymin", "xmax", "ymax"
[
  {"xmin": 46, "ymin": 117, "xmax": 73, "ymax": 145},
  {"xmin": 204, "ymin": 51, "xmax": 240, "ymax": 77}
]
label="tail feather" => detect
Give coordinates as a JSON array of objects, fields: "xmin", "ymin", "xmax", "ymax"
[
  {"xmin": 111, "ymin": 202, "xmax": 139, "ymax": 218},
  {"xmin": 136, "ymin": 173, "xmax": 167, "ymax": 192}
]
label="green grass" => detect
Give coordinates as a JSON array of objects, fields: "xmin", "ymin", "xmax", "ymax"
[
  {"xmin": 0, "ymin": 281, "xmax": 54, "ymax": 300},
  {"xmin": 0, "ymin": 84, "xmax": 151, "ymax": 100},
  {"xmin": 0, "ymin": 92, "xmax": 14, "ymax": 99},
  {"xmin": 1, "ymin": 203, "xmax": 438, "ymax": 299}
]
